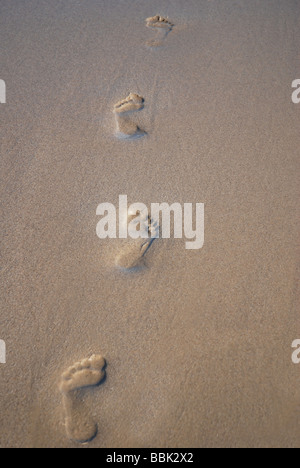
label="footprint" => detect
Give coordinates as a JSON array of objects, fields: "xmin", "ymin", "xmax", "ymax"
[
  {"xmin": 145, "ymin": 15, "xmax": 174, "ymax": 48},
  {"xmin": 113, "ymin": 93, "xmax": 146, "ymax": 139},
  {"xmin": 116, "ymin": 209, "xmax": 159, "ymax": 270},
  {"xmin": 59, "ymin": 355, "xmax": 106, "ymax": 443}
]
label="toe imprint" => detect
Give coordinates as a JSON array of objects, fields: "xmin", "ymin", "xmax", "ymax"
[
  {"xmin": 114, "ymin": 93, "xmax": 144, "ymax": 114},
  {"xmin": 146, "ymin": 15, "xmax": 174, "ymax": 30}
]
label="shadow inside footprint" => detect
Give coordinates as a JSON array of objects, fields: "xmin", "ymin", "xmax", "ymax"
[
  {"xmin": 62, "ymin": 393, "xmax": 98, "ymax": 444},
  {"xmin": 116, "ymin": 238, "xmax": 155, "ymax": 271},
  {"xmin": 115, "ymin": 115, "xmax": 147, "ymax": 140}
]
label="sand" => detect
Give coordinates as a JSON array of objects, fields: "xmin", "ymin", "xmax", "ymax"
[{"xmin": 0, "ymin": 0, "xmax": 299, "ymax": 448}]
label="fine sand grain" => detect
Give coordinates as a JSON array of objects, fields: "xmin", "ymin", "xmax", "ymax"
[{"xmin": 0, "ymin": 0, "xmax": 299, "ymax": 448}]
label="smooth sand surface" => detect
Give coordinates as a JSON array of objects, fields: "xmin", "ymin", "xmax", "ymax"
[{"xmin": 0, "ymin": 0, "xmax": 299, "ymax": 448}]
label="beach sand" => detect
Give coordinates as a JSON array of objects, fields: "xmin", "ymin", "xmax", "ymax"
[{"xmin": 0, "ymin": 0, "xmax": 299, "ymax": 448}]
